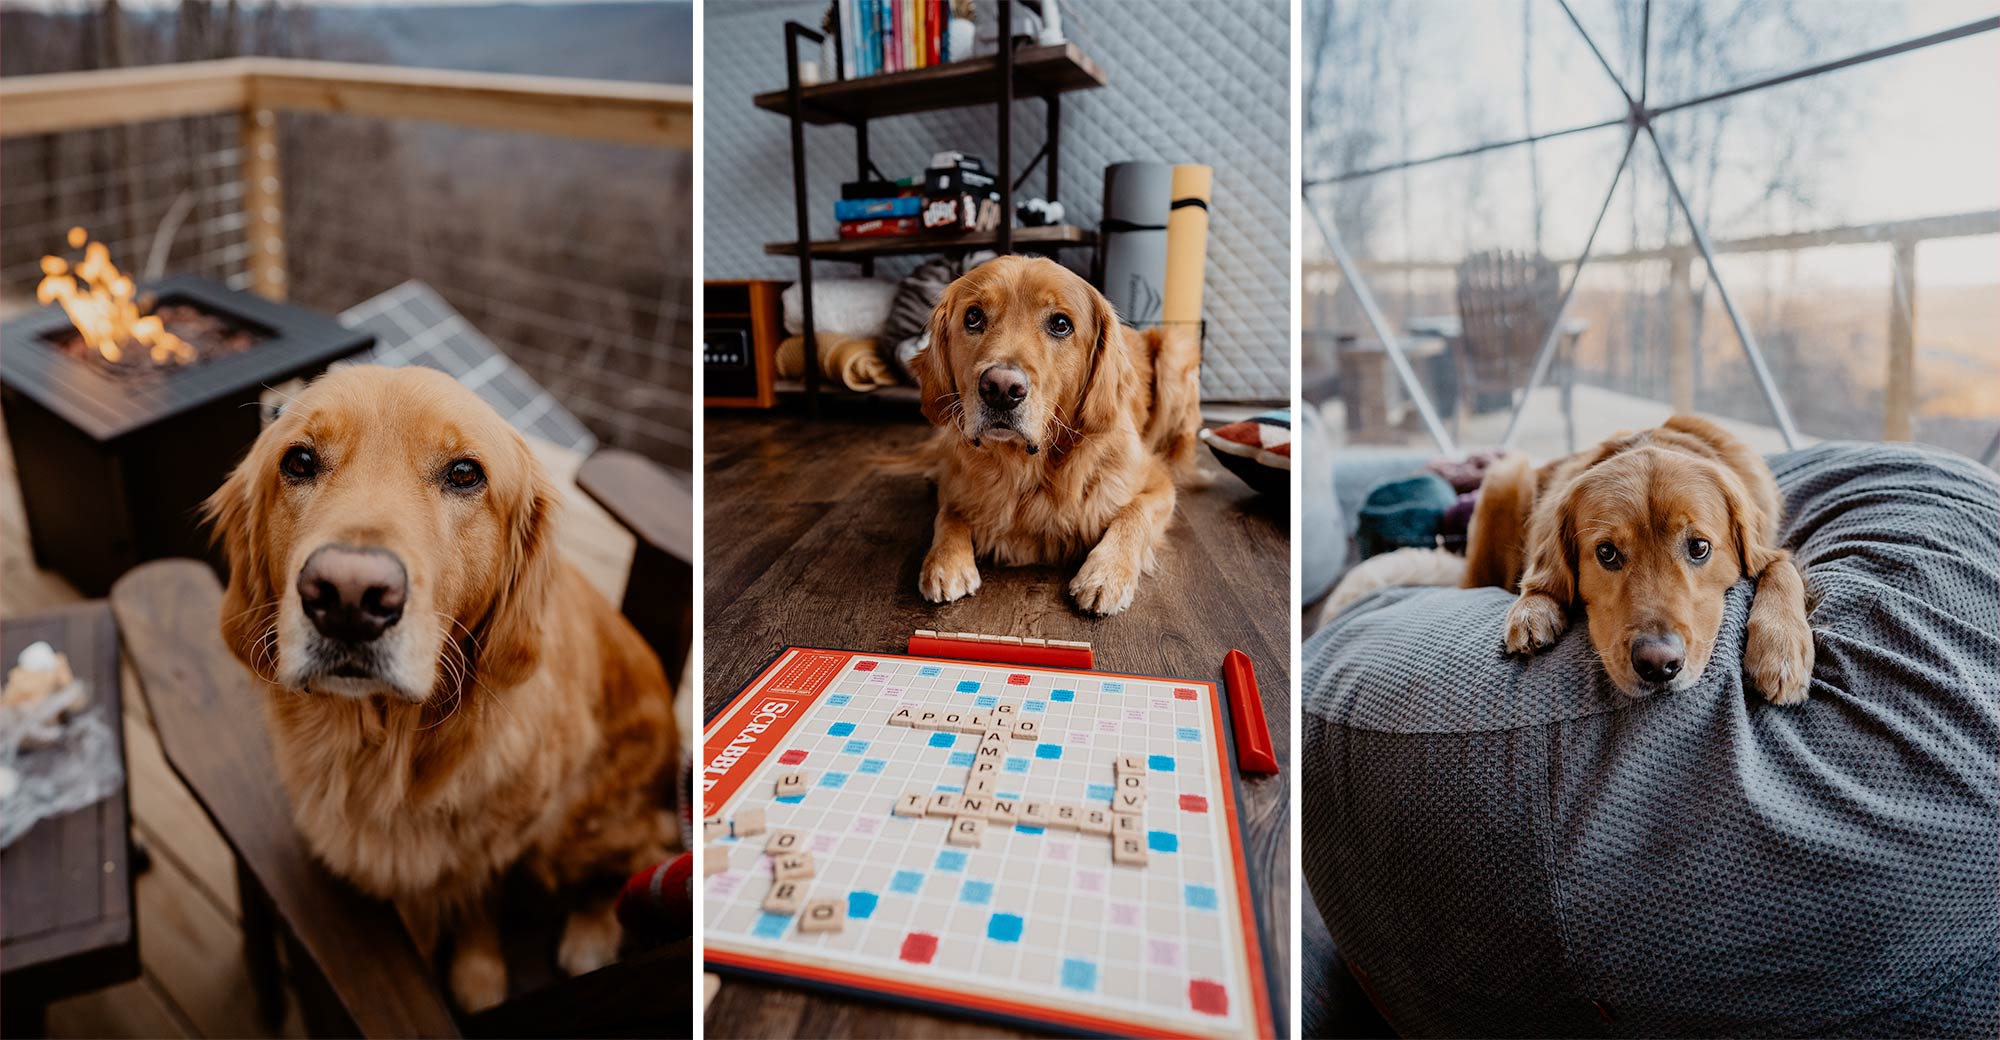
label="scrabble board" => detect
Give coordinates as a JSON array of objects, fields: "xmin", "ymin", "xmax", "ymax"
[{"xmin": 701, "ymin": 647, "xmax": 1279, "ymax": 1040}]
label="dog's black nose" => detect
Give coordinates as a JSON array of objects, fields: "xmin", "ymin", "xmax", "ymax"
[
  {"xmin": 978, "ymin": 365, "xmax": 1030, "ymax": 411},
  {"xmin": 1630, "ymin": 634, "xmax": 1685, "ymax": 684},
  {"xmin": 298, "ymin": 545, "xmax": 407, "ymax": 644}
]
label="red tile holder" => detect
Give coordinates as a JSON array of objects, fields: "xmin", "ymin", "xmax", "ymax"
[
  {"xmin": 1223, "ymin": 649, "xmax": 1279, "ymax": 775},
  {"xmin": 905, "ymin": 630, "xmax": 1094, "ymax": 669}
]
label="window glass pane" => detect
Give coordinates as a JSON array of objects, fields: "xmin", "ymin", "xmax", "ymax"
[
  {"xmin": 1565, "ymin": 0, "xmax": 1989, "ymax": 110},
  {"xmin": 1306, "ymin": 0, "xmax": 1627, "ymax": 180},
  {"xmin": 1653, "ymin": 31, "xmax": 2000, "ymax": 454}
]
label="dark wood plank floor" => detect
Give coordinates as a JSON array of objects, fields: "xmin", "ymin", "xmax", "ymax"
[{"xmin": 702, "ymin": 407, "xmax": 1293, "ymax": 1040}]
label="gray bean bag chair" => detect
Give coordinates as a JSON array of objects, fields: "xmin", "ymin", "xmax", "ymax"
[{"xmin": 1302, "ymin": 442, "xmax": 2000, "ymax": 1037}]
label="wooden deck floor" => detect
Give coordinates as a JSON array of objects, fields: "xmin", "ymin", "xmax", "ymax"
[
  {"xmin": 701, "ymin": 408, "xmax": 1293, "ymax": 1038},
  {"xmin": 0, "ymin": 399, "xmax": 635, "ymax": 1038}
]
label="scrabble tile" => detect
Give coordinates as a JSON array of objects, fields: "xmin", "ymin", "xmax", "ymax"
[
  {"xmin": 1113, "ymin": 813, "xmax": 1144, "ymax": 837},
  {"xmin": 1113, "ymin": 835, "xmax": 1149, "ymax": 866},
  {"xmin": 704, "ymin": 842, "xmax": 730, "ymax": 876},
  {"xmin": 773, "ymin": 851, "xmax": 816, "ymax": 881},
  {"xmin": 764, "ymin": 879, "xmax": 806, "ymax": 914},
  {"xmin": 940, "ymin": 710, "xmax": 968, "ymax": 731},
  {"xmin": 948, "ymin": 816, "xmax": 987, "ymax": 847},
  {"xmin": 1020, "ymin": 801, "xmax": 1052, "ymax": 828},
  {"xmin": 888, "ymin": 705, "xmax": 917, "ymax": 727},
  {"xmin": 988, "ymin": 800, "xmax": 1019, "ymax": 827},
  {"xmin": 958, "ymin": 796, "xmax": 989, "ymax": 818},
  {"xmin": 964, "ymin": 714, "xmax": 991, "ymax": 734},
  {"xmin": 916, "ymin": 710, "xmax": 942, "ymax": 730},
  {"xmin": 776, "ymin": 772, "xmax": 807, "ymax": 797},
  {"xmin": 703, "ymin": 818, "xmax": 725, "ymax": 842},
  {"xmin": 1080, "ymin": 808, "xmax": 1113, "ymax": 835},
  {"xmin": 1117, "ymin": 772, "xmax": 1145, "ymax": 793},
  {"xmin": 928, "ymin": 792, "xmax": 961, "ymax": 817},
  {"xmin": 766, "ymin": 829, "xmax": 802, "ymax": 855},
  {"xmin": 1116, "ymin": 754, "xmax": 1148, "ymax": 775},
  {"xmin": 975, "ymin": 743, "xmax": 1006, "ymax": 762},
  {"xmin": 894, "ymin": 792, "xmax": 930, "ymax": 818},
  {"xmin": 799, "ymin": 898, "xmax": 845, "ymax": 933},
  {"xmin": 1049, "ymin": 803, "xmax": 1082, "ymax": 829},
  {"xmin": 970, "ymin": 759, "xmax": 1001, "ymax": 777},
  {"xmin": 1011, "ymin": 719, "xmax": 1040, "ymax": 742},
  {"xmin": 994, "ymin": 702, "xmax": 1017, "ymax": 716},
  {"xmin": 965, "ymin": 775, "xmax": 998, "ymax": 797},
  {"xmin": 981, "ymin": 729, "xmax": 1010, "ymax": 748},
  {"xmin": 1114, "ymin": 790, "xmax": 1146, "ymax": 813},
  {"xmin": 734, "ymin": 806, "xmax": 767, "ymax": 838}
]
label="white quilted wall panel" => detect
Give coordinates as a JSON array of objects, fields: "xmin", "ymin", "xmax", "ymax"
[{"xmin": 704, "ymin": 0, "xmax": 1291, "ymax": 401}]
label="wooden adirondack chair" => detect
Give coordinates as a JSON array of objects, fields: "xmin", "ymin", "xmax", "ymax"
[
  {"xmin": 1453, "ymin": 250, "xmax": 1577, "ymax": 451},
  {"xmin": 110, "ymin": 552, "xmax": 691, "ymax": 1038}
]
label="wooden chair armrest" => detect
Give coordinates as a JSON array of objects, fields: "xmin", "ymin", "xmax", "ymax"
[
  {"xmin": 110, "ymin": 560, "xmax": 460, "ymax": 1039},
  {"xmin": 575, "ymin": 449, "xmax": 693, "ymax": 565}
]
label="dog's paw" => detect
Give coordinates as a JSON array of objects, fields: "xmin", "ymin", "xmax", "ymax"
[
  {"xmin": 919, "ymin": 550, "xmax": 981, "ymax": 603},
  {"xmin": 450, "ymin": 946, "xmax": 509, "ymax": 1013},
  {"xmin": 1070, "ymin": 550, "xmax": 1140, "ymax": 616},
  {"xmin": 1745, "ymin": 612, "xmax": 1813, "ymax": 706},
  {"xmin": 1503, "ymin": 593, "xmax": 1568, "ymax": 655},
  {"xmin": 558, "ymin": 907, "xmax": 622, "ymax": 977}
]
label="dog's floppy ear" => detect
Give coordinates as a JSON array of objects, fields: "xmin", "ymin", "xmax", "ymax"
[
  {"xmin": 1068, "ymin": 282, "xmax": 1132, "ymax": 442},
  {"xmin": 1716, "ymin": 463, "xmax": 1783, "ymax": 579},
  {"xmin": 473, "ymin": 441, "xmax": 561, "ymax": 688},
  {"xmin": 1517, "ymin": 471, "xmax": 1583, "ymax": 607},
  {"xmin": 912, "ymin": 278, "xmax": 963, "ymax": 427},
  {"xmin": 203, "ymin": 436, "xmax": 280, "ymax": 672}
]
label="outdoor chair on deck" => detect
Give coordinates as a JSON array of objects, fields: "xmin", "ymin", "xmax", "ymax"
[
  {"xmin": 108, "ymin": 447, "xmax": 695, "ymax": 1039},
  {"xmin": 1453, "ymin": 250, "xmax": 1578, "ymax": 451}
]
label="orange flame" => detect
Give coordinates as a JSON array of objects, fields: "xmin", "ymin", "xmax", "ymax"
[{"xmin": 36, "ymin": 227, "xmax": 194, "ymax": 366}]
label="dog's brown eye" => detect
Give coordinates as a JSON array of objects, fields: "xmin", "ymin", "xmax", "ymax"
[
  {"xmin": 1046, "ymin": 313, "xmax": 1073, "ymax": 338},
  {"xmin": 280, "ymin": 445, "xmax": 318, "ymax": 482},
  {"xmin": 444, "ymin": 459, "xmax": 485, "ymax": 490},
  {"xmin": 1595, "ymin": 543, "xmax": 1622, "ymax": 569},
  {"xmin": 1688, "ymin": 537, "xmax": 1712, "ymax": 562},
  {"xmin": 964, "ymin": 306, "xmax": 985, "ymax": 332}
]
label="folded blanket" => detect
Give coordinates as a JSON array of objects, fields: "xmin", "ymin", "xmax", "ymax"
[{"xmin": 775, "ymin": 335, "xmax": 899, "ymax": 393}]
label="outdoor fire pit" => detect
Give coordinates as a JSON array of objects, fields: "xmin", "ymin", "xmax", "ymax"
[{"xmin": 0, "ymin": 274, "xmax": 372, "ymax": 596}]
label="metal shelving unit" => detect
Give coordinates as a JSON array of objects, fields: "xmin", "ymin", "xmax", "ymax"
[{"xmin": 764, "ymin": 2, "xmax": 1106, "ymax": 409}]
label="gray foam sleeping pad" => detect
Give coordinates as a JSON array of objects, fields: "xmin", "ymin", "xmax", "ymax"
[{"xmin": 1302, "ymin": 442, "xmax": 2000, "ymax": 1037}]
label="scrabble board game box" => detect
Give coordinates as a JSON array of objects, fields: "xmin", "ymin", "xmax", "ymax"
[{"xmin": 702, "ymin": 647, "xmax": 1281, "ymax": 1039}]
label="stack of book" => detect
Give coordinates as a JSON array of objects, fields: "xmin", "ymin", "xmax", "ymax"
[
  {"xmin": 837, "ymin": 177, "xmax": 924, "ymax": 239},
  {"xmin": 837, "ymin": 0, "xmax": 952, "ymax": 79}
]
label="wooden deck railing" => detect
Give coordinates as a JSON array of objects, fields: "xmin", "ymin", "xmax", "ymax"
[
  {"xmin": 0, "ymin": 57, "xmax": 693, "ymax": 302},
  {"xmin": 1304, "ymin": 208, "xmax": 2000, "ymax": 441}
]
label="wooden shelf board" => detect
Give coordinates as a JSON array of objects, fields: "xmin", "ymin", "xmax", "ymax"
[
  {"xmin": 752, "ymin": 42, "xmax": 1106, "ymax": 124},
  {"xmin": 764, "ymin": 224, "xmax": 1090, "ymax": 260}
]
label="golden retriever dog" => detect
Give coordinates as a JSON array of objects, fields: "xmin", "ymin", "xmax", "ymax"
[
  {"xmin": 1464, "ymin": 414, "xmax": 1814, "ymax": 704},
  {"xmin": 904, "ymin": 255, "xmax": 1202, "ymax": 615},
  {"xmin": 204, "ymin": 365, "xmax": 676, "ymax": 1011}
]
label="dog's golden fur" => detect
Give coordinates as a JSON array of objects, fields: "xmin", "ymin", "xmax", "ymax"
[
  {"xmin": 205, "ymin": 365, "xmax": 675, "ymax": 1011},
  {"xmin": 902, "ymin": 255, "xmax": 1202, "ymax": 615},
  {"xmin": 1464, "ymin": 414, "xmax": 1813, "ymax": 703}
]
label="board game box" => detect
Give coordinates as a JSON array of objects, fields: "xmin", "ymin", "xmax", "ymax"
[{"xmin": 701, "ymin": 647, "xmax": 1280, "ymax": 1039}]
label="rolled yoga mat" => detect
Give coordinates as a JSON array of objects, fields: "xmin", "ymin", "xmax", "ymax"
[
  {"xmin": 1100, "ymin": 161, "xmax": 1172, "ymax": 327},
  {"xmin": 1163, "ymin": 164, "xmax": 1212, "ymax": 330}
]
